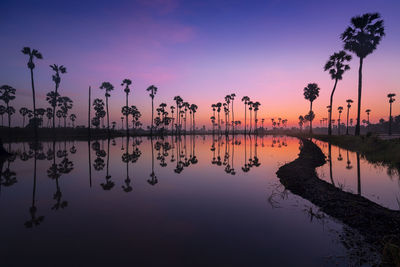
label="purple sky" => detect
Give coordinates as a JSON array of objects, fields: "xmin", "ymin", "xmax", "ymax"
[{"xmin": 1, "ymin": 0, "xmax": 399, "ymax": 127}]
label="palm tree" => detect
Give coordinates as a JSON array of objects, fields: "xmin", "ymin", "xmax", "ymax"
[
  {"xmin": 147, "ymin": 85, "xmax": 158, "ymax": 135},
  {"xmin": 241, "ymin": 96, "xmax": 250, "ymax": 135},
  {"xmin": 303, "ymin": 83, "xmax": 320, "ymax": 134},
  {"xmin": 324, "ymin": 51, "xmax": 352, "ymax": 135},
  {"xmin": 216, "ymin": 102, "xmax": 222, "ymax": 135},
  {"xmin": 253, "ymin": 102, "xmax": 261, "ymax": 133},
  {"xmin": 22, "ymin": 47, "xmax": 43, "ymax": 138},
  {"xmin": 337, "ymin": 106, "xmax": 344, "ymax": 135},
  {"xmin": 173, "ymin": 96, "xmax": 183, "ymax": 135},
  {"xmin": 69, "ymin": 114, "xmax": 76, "ymax": 128},
  {"xmin": 49, "ymin": 64, "xmax": 67, "ymax": 132},
  {"xmin": 248, "ymin": 101, "xmax": 253, "ymax": 134},
  {"xmin": 99, "ymin": 82, "xmax": 114, "ymax": 135},
  {"xmin": 230, "ymin": 93, "xmax": 236, "ymax": 135},
  {"xmin": 20, "ymin": 107, "xmax": 29, "ymax": 127},
  {"xmin": 341, "ymin": 13, "xmax": 385, "ymax": 136},
  {"xmin": 298, "ymin": 115, "xmax": 305, "ymax": 131},
  {"xmin": 121, "ymin": 79, "xmax": 132, "ymax": 136},
  {"xmin": 0, "ymin": 105, "xmax": 5, "ymax": 126},
  {"xmin": 388, "ymin": 93, "xmax": 396, "ymax": 136},
  {"xmin": 224, "ymin": 95, "xmax": 231, "ymax": 135},
  {"xmin": 56, "ymin": 110, "xmax": 63, "ymax": 127},
  {"xmin": 190, "ymin": 104, "xmax": 198, "ymax": 133},
  {"xmin": 58, "ymin": 96, "xmax": 73, "ymax": 128},
  {"xmin": 365, "ymin": 109, "xmax": 371, "ymax": 125},
  {"xmin": 0, "ymin": 85, "xmax": 16, "ymax": 128},
  {"xmin": 345, "ymin": 99, "xmax": 353, "ymax": 135}
]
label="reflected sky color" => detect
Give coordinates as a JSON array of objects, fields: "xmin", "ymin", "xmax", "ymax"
[{"xmin": 1, "ymin": 0, "xmax": 399, "ymax": 127}]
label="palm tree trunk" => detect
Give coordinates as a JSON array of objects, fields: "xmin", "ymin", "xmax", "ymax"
[
  {"xmin": 249, "ymin": 109, "xmax": 252, "ymax": 134},
  {"xmin": 309, "ymin": 101, "xmax": 313, "ymax": 134},
  {"xmin": 328, "ymin": 79, "xmax": 338, "ymax": 136},
  {"xmin": 106, "ymin": 96, "xmax": 110, "ymax": 136},
  {"xmin": 6, "ymin": 103, "xmax": 10, "ymax": 128},
  {"xmin": 389, "ymin": 102, "xmax": 393, "ymax": 136},
  {"xmin": 126, "ymin": 93, "xmax": 129, "ymax": 137},
  {"xmin": 88, "ymin": 86, "xmax": 91, "ymax": 137},
  {"xmin": 151, "ymin": 98, "xmax": 154, "ymax": 135},
  {"xmin": 231, "ymin": 101, "xmax": 234, "ymax": 135},
  {"xmin": 355, "ymin": 57, "xmax": 363, "ymax": 136},
  {"xmin": 30, "ymin": 68, "xmax": 38, "ymax": 139},
  {"xmin": 346, "ymin": 107, "xmax": 350, "ymax": 135},
  {"xmin": 53, "ymin": 83, "xmax": 59, "ymax": 134},
  {"xmin": 244, "ymin": 103, "xmax": 247, "ymax": 135}
]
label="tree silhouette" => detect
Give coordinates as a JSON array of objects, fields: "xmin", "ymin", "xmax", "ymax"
[
  {"xmin": 147, "ymin": 85, "xmax": 158, "ymax": 135},
  {"xmin": 324, "ymin": 50, "xmax": 352, "ymax": 135},
  {"xmin": 20, "ymin": 107, "xmax": 29, "ymax": 127},
  {"xmin": 216, "ymin": 102, "xmax": 222, "ymax": 135},
  {"xmin": 253, "ymin": 101, "xmax": 260, "ymax": 134},
  {"xmin": 0, "ymin": 85, "xmax": 16, "ymax": 128},
  {"xmin": 365, "ymin": 109, "xmax": 371, "ymax": 125},
  {"xmin": 341, "ymin": 13, "xmax": 385, "ymax": 135},
  {"xmin": 173, "ymin": 96, "xmax": 183, "ymax": 135},
  {"xmin": 0, "ymin": 105, "xmax": 5, "ymax": 126},
  {"xmin": 241, "ymin": 96, "xmax": 250, "ymax": 135},
  {"xmin": 337, "ymin": 106, "xmax": 343, "ymax": 135},
  {"xmin": 121, "ymin": 79, "xmax": 132, "ymax": 136},
  {"xmin": 22, "ymin": 47, "xmax": 43, "ymax": 138},
  {"xmin": 230, "ymin": 93, "xmax": 236, "ymax": 135},
  {"xmin": 99, "ymin": 82, "xmax": 114, "ymax": 135},
  {"xmin": 69, "ymin": 114, "xmax": 76, "ymax": 128},
  {"xmin": 58, "ymin": 96, "xmax": 73, "ymax": 128},
  {"xmin": 387, "ymin": 93, "xmax": 396, "ymax": 136},
  {"xmin": 303, "ymin": 83, "xmax": 320, "ymax": 134},
  {"xmin": 298, "ymin": 115, "xmax": 305, "ymax": 131},
  {"xmin": 49, "ymin": 64, "xmax": 67, "ymax": 132},
  {"xmin": 190, "ymin": 104, "xmax": 198, "ymax": 133},
  {"xmin": 345, "ymin": 99, "xmax": 353, "ymax": 135}
]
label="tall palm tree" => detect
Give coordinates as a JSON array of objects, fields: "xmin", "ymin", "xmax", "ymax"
[
  {"xmin": 345, "ymin": 99, "xmax": 353, "ymax": 135},
  {"xmin": 324, "ymin": 51, "xmax": 352, "ymax": 135},
  {"xmin": 22, "ymin": 47, "xmax": 43, "ymax": 138},
  {"xmin": 190, "ymin": 104, "xmax": 198, "ymax": 133},
  {"xmin": 303, "ymin": 83, "xmax": 320, "ymax": 134},
  {"xmin": 211, "ymin": 104, "xmax": 216, "ymax": 135},
  {"xmin": 365, "ymin": 109, "xmax": 371, "ymax": 125},
  {"xmin": 146, "ymin": 85, "xmax": 158, "ymax": 135},
  {"xmin": 241, "ymin": 96, "xmax": 250, "ymax": 135},
  {"xmin": 0, "ymin": 85, "xmax": 16, "ymax": 128},
  {"xmin": 173, "ymin": 96, "xmax": 183, "ymax": 135},
  {"xmin": 0, "ymin": 105, "xmax": 5, "ymax": 126},
  {"xmin": 216, "ymin": 102, "xmax": 222, "ymax": 135},
  {"xmin": 69, "ymin": 114, "xmax": 76, "ymax": 128},
  {"xmin": 248, "ymin": 101, "xmax": 253, "ymax": 134},
  {"xmin": 298, "ymin": 115, "xmax": 305, "ymax": 131},
  {"xmin": 341, "ymin": 13, "xmax": 385, "ymax": 136},
  {"xmin": 49, "ymin": 64, "xmax": 67, "ymax": 132},
  {"xmin": 230, "ymin": 93, "xmax": 236, "ymax": 135},
  {"xmin": 337, "ymin": 106, "xmax": 343, "ymax": 135},
  {"xmin": 20, "ymin": 107, "xmax": 29, "ymax": 127},
  {"xmin": 388, "ymin": 93, "xmax": 396, "ymax": 136},
  {"xmin": 224, "ymin": 95, "xmax": 231, "ymax": 135},
  {"xmin": 99, "ymin": 82, "xmax": 114, "ymax": 135},
  {"xmin": 58, "ymin": 96, "xmax": 73, "ymax": 128},
  {"xmin": 121, "ymin": 79, "xmax": 132, "ymax": 136},
  {"xmin": 253, "ymin": 102, "xmax": 261, "ymax": 133}
]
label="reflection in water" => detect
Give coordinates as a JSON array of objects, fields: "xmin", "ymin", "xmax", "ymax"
[{"xmin": 1, "ymin": 135, "xmax": 397, "ymax": 265}]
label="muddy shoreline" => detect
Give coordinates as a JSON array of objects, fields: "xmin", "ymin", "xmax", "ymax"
[{"xmin": 276, "ymin": 138, "xmax": 400, "ymax": 265}]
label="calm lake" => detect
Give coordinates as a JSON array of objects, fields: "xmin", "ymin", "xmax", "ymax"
[{"xmin": 1, "ymin": 135, "xmax": 397, "ymax": 266}]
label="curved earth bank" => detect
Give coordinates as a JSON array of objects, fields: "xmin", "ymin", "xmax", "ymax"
[{"xmin": 276, "ymin": 138, "xmax": 400, "ymax": 264}]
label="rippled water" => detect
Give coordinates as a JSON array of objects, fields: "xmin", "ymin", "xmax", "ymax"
[{"xmin": 0, "ymin": 135, "xmax": 392, "ymax": 266}]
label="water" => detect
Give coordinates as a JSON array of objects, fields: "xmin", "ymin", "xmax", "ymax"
[{"xmin": 0, "ymin": 135, "xmax": 392, "ymax": 266}]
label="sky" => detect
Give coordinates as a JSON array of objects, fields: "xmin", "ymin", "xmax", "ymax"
[{"xmin": 1, "ymin": 0, "xmax": 399, "ymax": 128}]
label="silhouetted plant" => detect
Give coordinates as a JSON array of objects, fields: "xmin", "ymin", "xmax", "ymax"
[
  {"xmin": 58, "ymin": 96, "xmax": 73, "ymax": 128},
  {"xmin": 99, "ymin": 82, "xmax": 114, "ymax": 135},
  {"xmin": 337, "ymin": 106, "xmax": 343, "ymax": 135},
  {"xmin": 147, "ymin": 85, "xmax": 158, "ymax": 135},
  {"xmin": 324, "ymin": 50, "xmax": 352, "ymax": 135},
  {"xmin": 69, "ymin": 114, "xmax": 76, "ymax": 128},
  {"xmin": 303, "ymin": 83, "xmax": 320, "ymax": 134},
  {"xmin": 365, "ymin": 109, "xmax": 371, "ymax": 125},
  {"xmin": 121, "ymin": 79, "xmax": 132, "ymax": 135},
  {"xmin": 0, "ymin": 85, "xmax": 16, "ymax": 128},
  {"xmin": 0, "ymin": 105, "xmax": 5, "ymax": 126},
  {"xmin": 22, "ymin": 47, "xmax": 42, "ymax": 138},
  {"xmin": 49, "ymin": 64, "xmax": 67, "ymax": 132},
  {"xmin": 345, "ymin": 99, "xmax": 353, "ymax": 135},
  {"xmin": 173, "ymin": 96, "xmax": 183, "ymax": 134},
  {"xmin": 298, "ymin": 115, "xmax": 305, "ymax": 131},
  {"xmin": 341, "ymin": 13, "xmax": 385, "ymax": 135},
  {"xmin": 387, "ymin": 93, "xmax": 396, "ymax": 136}
]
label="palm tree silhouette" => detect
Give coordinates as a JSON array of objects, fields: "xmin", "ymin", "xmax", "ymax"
[
  {"xmin": 69, "ymin": 114, "xmax": 76, "ymax": 128},
  {"xmin": 230, "ymin": 93, "xmax": 236, "ymax": 135},
  {"xmin": 147, "ymin": 85, "xmax": 158, "ymax": 135},
  {"xmin": 248, "ymin": 101, "xmax": 253, "ymax": 134},
  {"xmin": 324, "ymin": 51, "xmax": 352, "ymax": 135},
  {"xmin": 241, "ymin": 96, "xmax": 250, "ymax": 135},
  {"xmin": 337, "ymin": 106, "xmax": 343, "ymax": 135},
  {"xmin": 341, "ymin": 13, "xmax": 385, "ymax": 136},
  {"xmin": 345, "ymin": 99, "xmax": 353, "ymax": 135},
  {"xmin": 303, "ymin": 83, "xmax": 320, "ymax": 134},
  {"xmin": 216, "ymin": 102, "xmax": 222, "ymax": 135},
  {"xmin": 121, "ymin": 79, "xmax": 132, "ymax": 136},
  {"xmin": 22, "ymin": 47, "xmax": 42, "ymax": 138},
  {"xmin": 298, "ymin": 115, "xmax": 305, "ymax": 131},
  {"xmin": 173, "ymin": 96, "xmax": 183, "ymax": 135},
  {"xmin": 49, "ymin": 64, "xmax": 67, "ymax": 132},
  {"xmin": 58, "ymin": 96, "xmax": 73, "ymax": 128},
  {"xmin": 365, "ymin": 109, "xmax": 371, "ymax": 125},
  {"xmin": 20, "ymin": 107, "xmax": 29, "ymax": 127},
  {"xmin": 253, "ymin": 102, "xmax": 260, "ymax": 134},
  {"xmin": 0, "ymin": 105, "xmax": 5, "ymax": 126},
  {"xmin": 190, "ymin": 104, "xmax": 198, "ymax": 133},
  {"xmin": 99, "ymin": 82, "xmax": 114, "ymax": 135},
  {"xmin": 387, "ymin": 93, "xmax": 396, "ymax": 136},
  {"xmin": 0, "ymin": 85, "xmax": 16, "ymax": 128}
]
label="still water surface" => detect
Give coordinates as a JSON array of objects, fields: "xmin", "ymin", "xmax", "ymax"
[{"xmin": 0, "ymin": 135, "xmax": 396, "ymax": 266}]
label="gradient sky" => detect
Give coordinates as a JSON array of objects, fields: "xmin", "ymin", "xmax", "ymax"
[{"xmin": 1, "ymin": 0, "xmax": 399, "ymax": 128}]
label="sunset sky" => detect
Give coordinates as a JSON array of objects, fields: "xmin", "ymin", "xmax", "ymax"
[{"xmin": 1, "ymin": 0, "xmax": 399, "ymax": 128}]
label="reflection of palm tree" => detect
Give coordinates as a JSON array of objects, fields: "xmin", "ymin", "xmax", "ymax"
[
  {"xmin": 324, "ymin": 51, "xmax": 352, "ymax": 135},
  {"xmin": 346, "ymin": 150, "xmax": 353, "ymax": 170},
  {"xmin": 341, "ymin": 13, "xmax": 385, "ymax": 135},
  {"xmin": 101, "ymin": 138, "xmax": 114, "ymax": 190},
  {"xmin": 22, "ymin": 47, "xmax": 43, "ymax": 139},
  {"xmin": 122, "ymin": 137, "xmax": 132, "ymax": 192},
  {"xmin": 303, "ymin": 83, "xmax": 320, "ymax": 134},
  {"xmin": 328, "ymin": 143, "xmax": 335, "ymax": 186},
  {"xmin": 148, "ymin": 138, "xmax": 158, "ymax": 185},
  {"xmin": 25, "ymin": 151, "xmax": 44, "ymax": 228}
]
